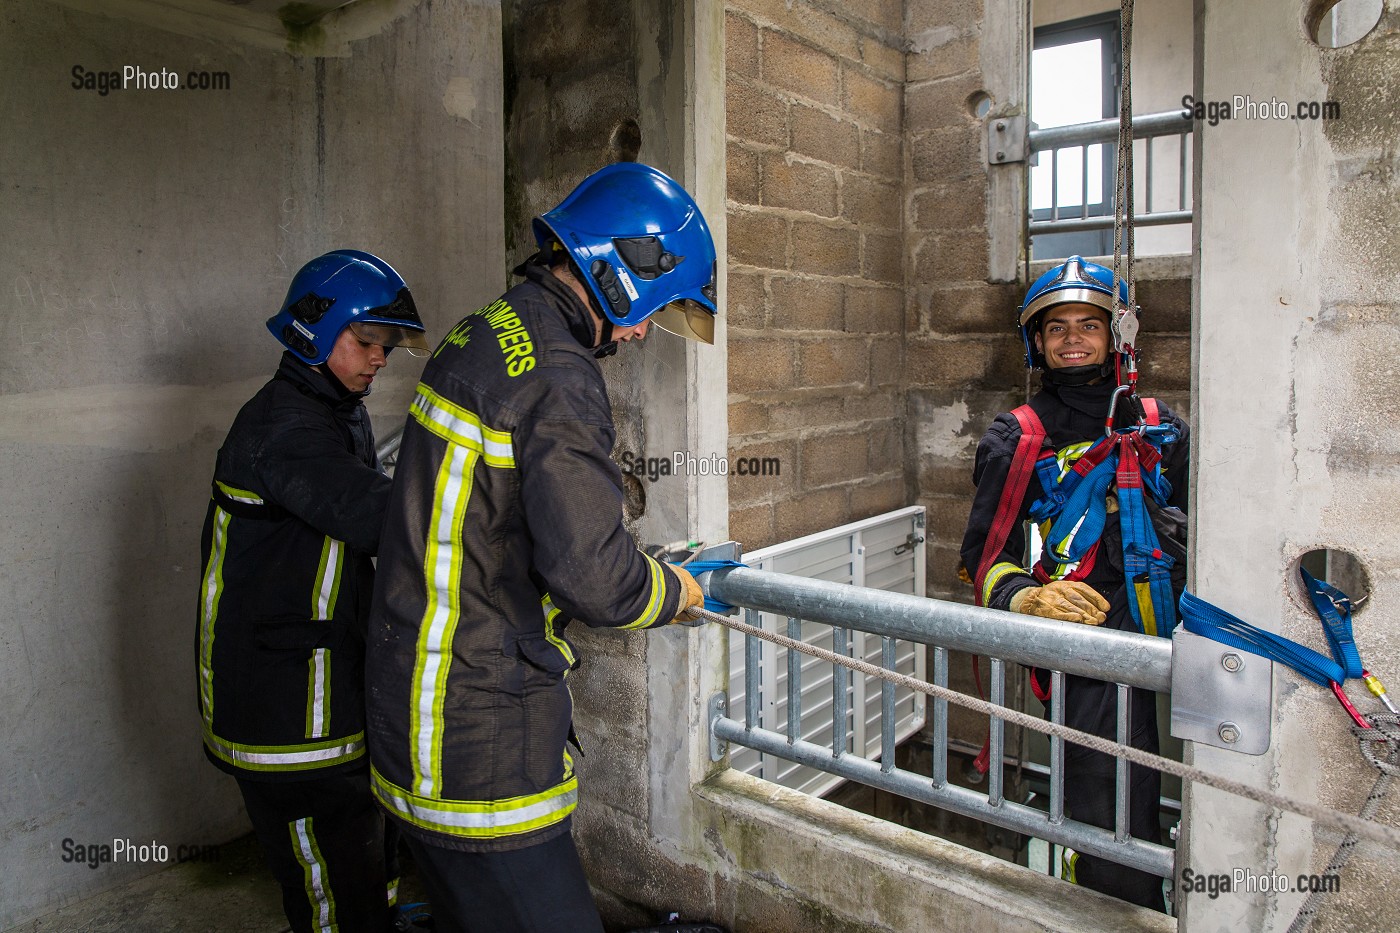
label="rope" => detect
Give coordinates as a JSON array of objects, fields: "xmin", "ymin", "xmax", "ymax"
[
  {"xmin": 1286, "ymin": 715, "xmax": 1400, "ymax": 933},
  {"xmin": 686, "ymin": 604, "xmax": 1400, "ymax": 852},
  {"xmin": 1111, "ymin": 0, "xmax": 1136, "ymax": 318}
]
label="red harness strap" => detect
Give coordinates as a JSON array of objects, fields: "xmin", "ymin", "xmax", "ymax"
[{"xmin": 973, "ymin": 405, "xmax": 1045, "ymax": 606}]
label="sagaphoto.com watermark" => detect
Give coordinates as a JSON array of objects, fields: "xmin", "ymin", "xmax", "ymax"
[
  {"xmin": 1178, "ymin": 867, "xmax": 1341, "ymax": 900},
  {"xmin": 1181, "ymin": 93, "xmax": 1341, "ymax": 126},
  {"xmin": 71, "ymin": 65, "xmax": 231, "ymax": 97},
  {"xmin": 619, "ymin": 450, "xmax": 782, "ymax": 483},
  {"xmin": 61, "ymin": 837, "xmax": 222, "ymax": 870}
]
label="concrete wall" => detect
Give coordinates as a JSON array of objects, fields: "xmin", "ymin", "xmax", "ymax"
[
  {"xmin": 0, "ymin": 0, "xmax": 503, "ymax": 924},
  {"xmin": 724, "ymin": 0, "xmax": 909, "ymax": 551},
  {"xmin": 1180, "ymin": 2, "xmax": 1400, "ymax": 930}
]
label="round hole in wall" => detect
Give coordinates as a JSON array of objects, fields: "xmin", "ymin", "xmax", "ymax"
[
  {"xmin": 967, "ymin": 90, "xmax": 994, "ymax": 120},
  {"xmin": 1304, "ymin": 0, "xmax": 1383, "ymax": 48},
  {"xmin": 1293, "ymin": 547, "xmax": 1372, "ymax": 613},
  {"xmin": 610, "ymin": 118, "xmax": 642, "ymax": 163}
]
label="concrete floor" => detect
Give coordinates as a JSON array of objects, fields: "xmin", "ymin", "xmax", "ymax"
[{"xmin": 1, "ymin": 834, "xmax": 429, "ymax": 933}]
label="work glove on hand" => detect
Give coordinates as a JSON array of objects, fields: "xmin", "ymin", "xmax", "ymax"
[
  {"xmin": 666, "ymin": 563, "xmax": 706, "ymax": 624},
  {"xmin": 1009, "ymin": 580, "xmax": 1109, "ymax": 625}
]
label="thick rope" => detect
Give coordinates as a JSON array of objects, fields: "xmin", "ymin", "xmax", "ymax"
[
  {"xmin": 1111, "ymin": 0, "xmax": 1136, "ymax": 316},
  {"xmin": 687, "ymin": 605, "xmax": 1400, "ymax": 852},
  {"xmin": 1286, "ymin": 715, "xmax": 1400, "ymax": 932}
]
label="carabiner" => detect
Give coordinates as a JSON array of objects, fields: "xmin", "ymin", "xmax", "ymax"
[{"xmin": 1331, "ymin": 681, "xmax": 1374, "ymax": 730}]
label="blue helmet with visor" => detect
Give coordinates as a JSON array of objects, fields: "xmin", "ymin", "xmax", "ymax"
[
  {"xmin": 1017, "ymin": 255, "xmax": 1128, "ymax": 370},
  {"xmin": 266, "ymin": 250, "xmax": 431, "ymax": 366},
  {"xmin": 533, "ymin": 162, "xmax": 718, "ymax": 345}
]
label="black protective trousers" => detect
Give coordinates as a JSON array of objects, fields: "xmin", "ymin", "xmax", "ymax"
[
  {"xmin": 405, "ymin": 830, "xmax": 605, "ymax": 933},
  {"xmin": 237, "ymin": 771, "xmax": 400, "ymax": 932},
  {"xmin": 1062, "ymin": 684, "xmax": 1167, "ymax": 913}
]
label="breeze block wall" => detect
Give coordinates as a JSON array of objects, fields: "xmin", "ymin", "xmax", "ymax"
[{"xmin": 724, "ymin": 0, "xmax": 909, "ymax": 552}]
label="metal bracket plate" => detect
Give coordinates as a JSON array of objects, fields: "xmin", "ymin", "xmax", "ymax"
[
  {"xmin": 708, "ymin": 692, "xmax": 729, "ymax": 762},
  {"xmin": 1170, "ymin": 628, "xmax": 1272, "ymax": 755},
  {"xmin": 987, "ymin": 115, "xmax": 1027, "ymax": 165}
]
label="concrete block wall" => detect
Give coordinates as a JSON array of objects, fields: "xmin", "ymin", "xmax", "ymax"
[{"xmin": 724, "ymin": 0, "xmax": 909, "ymax": 551}]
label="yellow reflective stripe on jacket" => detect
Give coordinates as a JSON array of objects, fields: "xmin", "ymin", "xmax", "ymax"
[
  {"xmin": 215, "ymin": 480, "xmax": 264, "ymax": 505},
  {"xmin": 540, "ymin": 595, "xmax": 576, "ymax": 669},
  {"xmin": 312, "ymin": 537, "xmax": 344, "ymax": 619},
  {"xmin": 305, "ymin": 648, "xmax": 331, "ymax": 739},
  {"xmin": 1053, "ymin": 440, "xmax": 1093, "ymax": 479},
  {"xmin": 410, "ymin": 384, "xmax": 515, "ymax": 468},
  {"xmin": 371, "ymin": 765, "xmax": 578, "ymax": 840},
  {"xmin": 202, "ymin": 725, "xmax": 365, "ymax": 772},
  {"xmin": 290, "ymin": 817, "xmax": 339, "ymax": 932},
  {"xmin": 198, "ymin": 507, "xmax": 232, "ymax": 723},
  {"xmin": 981, "ymin": 561, "xmax": 1026, "ymax": 607},
  {"xmin": 410, "ymin": 445, "xmax": 477, "ymax": 797},
  {"xmin": 619, "ymin": 554, "xmax": 667, "ymax": 630}
]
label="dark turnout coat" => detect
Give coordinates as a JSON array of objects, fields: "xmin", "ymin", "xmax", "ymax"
[
  {"xmin": 197, "ymin": 352, "xmax": 389, "ymax": 780},
  {"xmin": 366, "ymin": 261, "xmax": 684, "ymax": 852}
]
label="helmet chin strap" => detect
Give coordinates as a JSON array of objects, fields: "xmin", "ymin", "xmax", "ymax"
[{"xmin": 593, "ymin": 317, "xmax": 617, "ymax": 359}]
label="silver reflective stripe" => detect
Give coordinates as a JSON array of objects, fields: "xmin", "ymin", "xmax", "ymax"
[
  {"xmin": 204, "ymin": 730, "xmax": 364, "ymax": 767},
  {"xmin": 198, "ymin": 507, "xmax": 232, "ymax": 723},
  {"xmin": 307, "ymin": 648, "xmax": 330, "ymax": 739},
  {"xmin": 380, "ymin": 783, "xmax": 578, "ymax": 833},
  {"xmin": 215, "ymin": 480, "xmax": 264, "ymax": 505},
  {"xmin": 313, "ymin": 538, "xmax": 343, "ymax": 619},
  {"xmin": 291, "ymin": 818, "xmax": 337, "ymax": 932},
  {"xmin": 411, "ymin": 444, "xmax": 474, "ymax": 796}
]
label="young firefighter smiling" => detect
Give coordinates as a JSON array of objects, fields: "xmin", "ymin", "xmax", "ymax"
[{"xmin": 960, "ymin": 256, "xmax": 1190, "ymax": 911}]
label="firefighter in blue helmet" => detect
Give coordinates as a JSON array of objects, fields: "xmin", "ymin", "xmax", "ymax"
[
  {"xmin": 365, "ymin": 162, "xmax": 714, "ymax": 933},
  {"xmin": 960, "ymin": 256, "xmax": 1189, "ymax": 911},
  {"xmin": 197, "ymin": 250, "xmax": 431, "ymax": 931}
]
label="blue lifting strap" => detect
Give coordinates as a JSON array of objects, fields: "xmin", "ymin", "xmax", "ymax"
[
  {"xmin": 1179, "ymin": 589, "xmax": 1347, "ymax": 688},
  {"xmin": 1300, "ymin": 568, "xmax": 1363, "ymax": 680},
  {"xmin": 683, "ymin": 559, "xmax": 747, "ymax": 612}
]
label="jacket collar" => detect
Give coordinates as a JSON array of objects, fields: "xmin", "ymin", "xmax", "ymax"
[
  {"xmin": 275, "ymin": 351, "xmax": 366, "ymax": 412},
  {"xmin": 516, "ymin": 255, "xmax": 600, "ymax": 349}
]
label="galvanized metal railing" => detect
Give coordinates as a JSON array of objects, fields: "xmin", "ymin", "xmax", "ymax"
[
  {"xmin": 705, "ymin": 565, "xmax": 1175, "ymax": 879},
  {"xmin": 1029, "ymin": 109, "xmax": 1193, "ymax": 236}
]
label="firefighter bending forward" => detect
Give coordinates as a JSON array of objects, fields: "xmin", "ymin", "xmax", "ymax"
[
  {"xmin": 366, "ymin": 163, "xmax": 713, "ymax": 933},
  {"xmin": 960, "ymin": 257, "xmax": 1189, "ymax": 911},
  {"xmin": 197, "ymin": 251, "xmax": 432, "ymax": 931}
]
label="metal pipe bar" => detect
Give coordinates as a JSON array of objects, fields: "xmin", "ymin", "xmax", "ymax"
[
  {"xmin": 713, "ymin": 716, "xmax": 1174, "ymax": 878},
  {"xmin": 1050, "ymin": 148, "xmax": 1060, "ymax": 221},
  {"xmin": 707, "ymin": 567, "xmax": 1171, "ymax": 692},
  {"xmin": 786, "ymin": 616, "xmax": 801, "ymax": 744},
  {"xmin": 1030, "ymin": 210, "xmax": 1193, "ymax": 236},
  {"xmin": 932, "ymin": 646, "xmax": 948, "ymax": 787},
  {"xmin": 989, "ymin": 659, "xmax": 1005, "ymax": 807},
  {"xmin": 1080, "ymin": 146, "xmax": 1089, "ymax": 218},
  {"xmin": 744, "ymin": 608, "xmax": 760, "ymax": 729},
  {"xmin": 1029, "ymin": 110, "xmax": 1193, "ymax": 152},
  {"xmin": 881, "ymin": 637, "xmax": 896, "ymax": 773},
  {"xmin": 832, "ymin": 626, "xmax": 849, "ymax": 759},
  {"xmin": 1116, "ymin": 683, "xmax": 1130, "ymax": 844},
  {"xmin": 1178, "ymin": 132, "xmax": 1188, "ymax": 209},
  {"xmin": 1050, "ymin": 671, "xmax": 1065, "ymax": 824},
  {"xmin": 1145, "ymin": 136, "xmax": 1154, "ymax": 214}
]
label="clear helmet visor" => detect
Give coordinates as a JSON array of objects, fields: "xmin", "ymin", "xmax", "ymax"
[
  {"xmin": 348, "ymin": 321, "xmax": 433, "ymax": 357},
  {"xmin": 650, "ymin": 299, "xmax": 716, "ymax": 345}
]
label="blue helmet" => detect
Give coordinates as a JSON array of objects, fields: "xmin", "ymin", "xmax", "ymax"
[
  {"xmin": 266, "ymin": 250, "xmax": 431, "ymax": 365},
  {"xmin": 533, "ymin": 162, "xmax": 718, "ymax": 344},
  {"xmin": 1017, "ymin": 255, "xmax": 1128, "ymax": 369}
]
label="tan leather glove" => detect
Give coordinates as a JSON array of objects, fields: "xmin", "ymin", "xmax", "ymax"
[
  {"xmin": 666, "ymin": 563, "xmax": 705, "ymax": 624},
  {"xmin": 1009, "ymin": 580, "xmax": 1109, "ymax": 625}
]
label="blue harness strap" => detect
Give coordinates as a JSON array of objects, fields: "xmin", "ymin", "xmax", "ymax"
[{"xmin": 1028, "ymin": 408, "xmax": 1181, "ymax": 637}]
